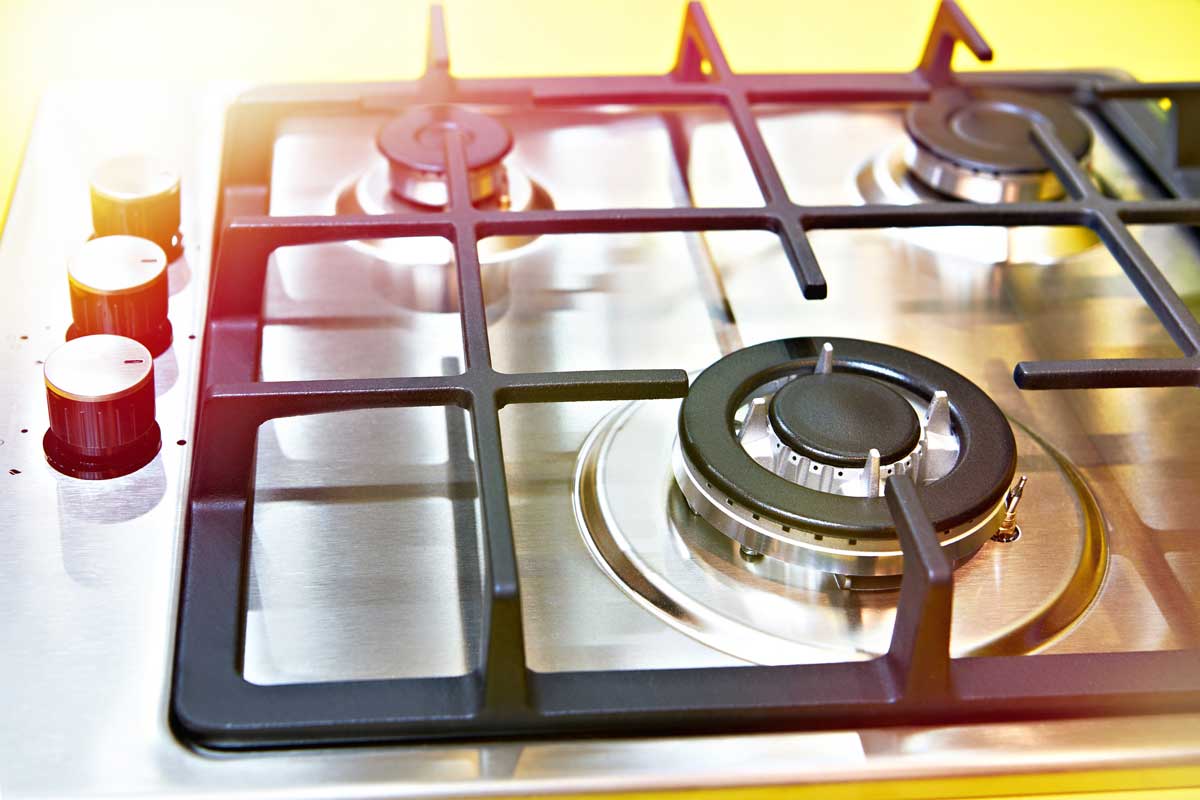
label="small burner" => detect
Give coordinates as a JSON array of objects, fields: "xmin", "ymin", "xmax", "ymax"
[
  {"xmin": 331, "ymin": 108, "xmax": 553, "ymax": 313},
  {"xmin": 903, "ymin": 88, "xmax": 1092, "ymax": 203},
  {"xmin": 378, "ymin": 105, "xmax": 513, "ymax": 207},
  {"xmin": 673, "ymin": 337, "xmax": 1015, "ymax": 577}
]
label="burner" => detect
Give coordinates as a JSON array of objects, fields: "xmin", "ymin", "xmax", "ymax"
[
  {"xmin": 378, "ymin": 105, "xmax": 513, "ymax": 207},
  {"xmin": 326, "ymin": 109, "xmax": 554, "ymax": 313},
  {"xmin": 903, "ymin": 88, "xmax": 1092, "ymax": 203},
  {"xmin": 573, "ymin": 362, "xmax": 1104, "ymax": 659},
  {"xmin": 672, "ymin": 338, "xmax": 1015, "ymax": 576}
]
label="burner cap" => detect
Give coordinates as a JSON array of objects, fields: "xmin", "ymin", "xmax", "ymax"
[
  {"xmin": 377, "ymin": 105, "xmax": 513, "ymax": 206},
  {"xmin": 768, "ymin": 374, "xmax": 920, "ymax": 467},
  {"xmin": 904, "ymin": 88, "xmax": 1092, "ymax": 202}
]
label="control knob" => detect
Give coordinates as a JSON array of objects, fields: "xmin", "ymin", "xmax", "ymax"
[
  {"xmin": 90, "ymin": 155, "xmax": 182, "ymax": 259},
  {"xmin": 43, "ymin": 334, "xmax": 161, "ymax": 480},
  {"xmin": 67, "ymin": 235, "xmax": 172, "ymax": 355}
]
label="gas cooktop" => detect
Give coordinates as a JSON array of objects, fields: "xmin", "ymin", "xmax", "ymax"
[{"xmin": 3, "ymin": 1, "xmax": 1200, "ymax": 797}]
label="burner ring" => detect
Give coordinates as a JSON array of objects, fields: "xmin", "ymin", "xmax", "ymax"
[
  {"xmin": 904, "ymin": 88, "xmax": 1092, "ymax": 202},
  {"xmin": 678, "ymin": 337, "xmax": 1015, "ymax": 539}
]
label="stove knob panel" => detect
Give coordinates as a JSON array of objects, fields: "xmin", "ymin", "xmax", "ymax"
[
  {"xmin": 90, "ymin": 155, "xmax": 182, "ymax": 258},
  {"xmin": 67, "ymin": 235, "xmax": 172, "ymax": 355},
  {"xmin": 43, "ymin": 334, "xmax": 161, "ymax": 480}
]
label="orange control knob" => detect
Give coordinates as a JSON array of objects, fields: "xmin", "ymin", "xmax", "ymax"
[
  {"xmin": 67, "ymin": 235, "xmax": 172, "ymax": 356},
  {"xmin": 90, "ymin": 155, "xmax": 182, "ymax": 259}
]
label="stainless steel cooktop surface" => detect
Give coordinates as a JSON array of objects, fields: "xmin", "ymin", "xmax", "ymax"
[{"xmin": 2, "ymin": 66, "xmax": 1199, "ymax": 798}]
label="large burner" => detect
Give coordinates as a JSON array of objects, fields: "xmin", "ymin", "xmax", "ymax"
[
  {"xmin": 572, "ymin": 340, "xmax": 1105, "ymax": 659},
  {"xmin": 903, "ymin": 88, "xmax": 1093, "ymax": 203},
  {"xmin": 673, "ymin": 337, "xmax": 1015, "ymax": 578}
]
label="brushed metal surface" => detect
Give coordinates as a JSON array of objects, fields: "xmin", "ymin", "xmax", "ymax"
[{"xmin": 1, "ymin": 83, "xmax": 1199, "ymax": 798}]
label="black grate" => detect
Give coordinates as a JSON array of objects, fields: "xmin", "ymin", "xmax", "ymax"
[{"xmin": 172, "ymin": 1, "xmax": 1200, "ymax": 749}]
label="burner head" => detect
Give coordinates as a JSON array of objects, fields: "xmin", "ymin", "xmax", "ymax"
[
  {"xmin": 377, "ymin": 105, "xmax": 514, "ymax": 207},
  {"xmin": 672, "ymin": 338, "xmax": 1016, "ymax": 576},
  {"xmin": 768, "ymin": 373, "xmax": 920, "ymax": 468},
  {"xmin": 903, "ymin": 88, "xmax": 1092, "ymax": 203}
]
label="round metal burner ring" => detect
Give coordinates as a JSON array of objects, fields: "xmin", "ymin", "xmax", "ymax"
[
  {"xmin": 377, "ymin": 105, "xmax": 514, "ymax": 207},
  {"xmin": 903, "ymin": 138, "xmax": 1087, "ymax": 204},
  {"xmin": 903, "ymin": 88, "xmax": 1093, "ymax": 204},
  {"xmin": 672, "ymin": 445, "xmax": 1003, "ymax": 577}
]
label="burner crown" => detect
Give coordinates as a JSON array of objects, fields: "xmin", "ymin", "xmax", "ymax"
[
  {"xmin": 377, "ymin": 105, "xmax": 513, "ymax": 207},
  {"xmin": 903, "ymin": 88, "xmax": 1092, "ymax": 202}
]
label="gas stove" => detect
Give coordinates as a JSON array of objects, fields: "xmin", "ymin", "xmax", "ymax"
[{"xmin": 3, "ymin": 2, "xmax": 1200, "ymax": 797}]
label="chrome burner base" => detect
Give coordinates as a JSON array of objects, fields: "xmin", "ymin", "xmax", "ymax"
[
  {"xmin": 672, "ymin": 443, "xmax": 1000, "ymax": 578},
  {"xmin": 574, "ymin": 397, "xmax": 1106, "ymax": 661}
]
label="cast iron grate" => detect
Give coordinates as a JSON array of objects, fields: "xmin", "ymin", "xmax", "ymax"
[{"xmin": 172, "ymin": 1, "xmax": 1200, "ymax": 748}]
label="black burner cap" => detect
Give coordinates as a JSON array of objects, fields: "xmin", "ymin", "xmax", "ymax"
[
  {"xmin": 768, "ymin": 373, "xmax": 920, "ymax": 467},
  {"xmin": 378, "ymin": 105, "xmax": 513, "ymax": 175},
  {"xmin": 905, "ymin": 88, "xmax": 1091, "ymax": 174}
]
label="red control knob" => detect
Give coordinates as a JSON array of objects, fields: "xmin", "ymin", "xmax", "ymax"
[
  {"xmin": 67, "ymin": 235, "xmax": 172, "ymax": 355},
  {"xmin": 90, "ymin": 155, "xmax": 182, "ymax": 259},
  {"xmin": 43, "ymin": 335, "xmax": 162, "ymax": 480}
]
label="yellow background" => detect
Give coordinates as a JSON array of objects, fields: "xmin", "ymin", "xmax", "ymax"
[
  {"xmin": 2, "ymin": 0, "xmax": 1199, "ymax": 796},
  {"xmin": 4, "ymin": 0, "xmax": 1200, "ymax": 228}
]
